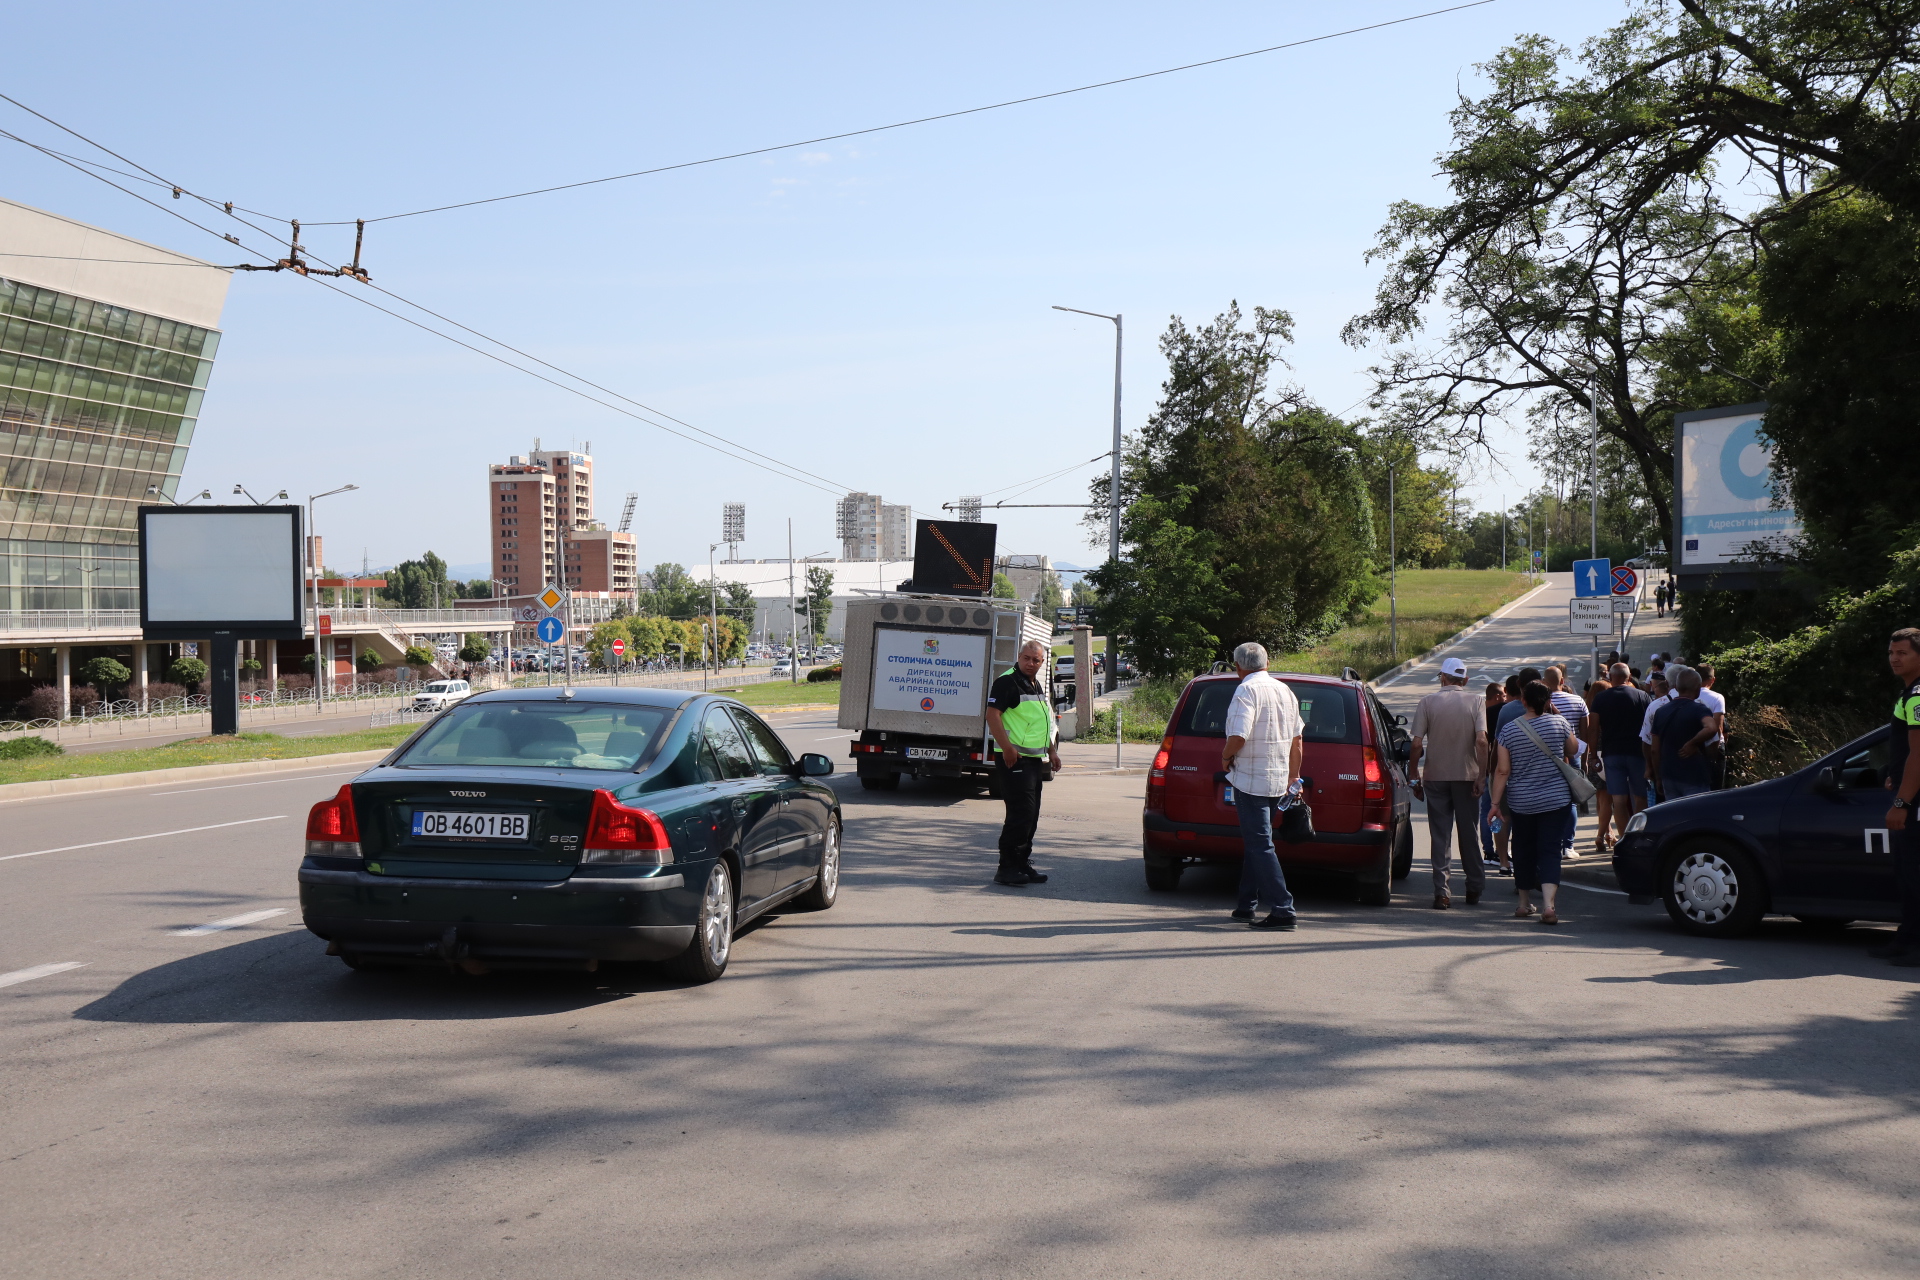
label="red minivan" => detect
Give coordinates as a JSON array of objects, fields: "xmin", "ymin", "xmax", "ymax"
[{"xmin": 1142, "ymin": 671, "xmax": 1415, "ymax": 903}]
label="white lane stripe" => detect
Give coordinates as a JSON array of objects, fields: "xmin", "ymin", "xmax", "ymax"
[
  {"xmin": 153, "ymin": 771, "xmax": 357, "ymax": 796},
  {"xmin": 1557, "ymin": 879, "xmax": 1627, "ymax": 896},
  {"xmin": 0, "ymin": 962, "xmax": 87, "ymax": 989},
  {"xmin": 172, "ymin": 907, "xmax": 289, "ymax": 936},
  {"xmin": 0, "ymin": 815, "xmax": 288, "ymax": 863}
]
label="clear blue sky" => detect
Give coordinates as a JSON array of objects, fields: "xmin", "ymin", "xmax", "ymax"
[{"xmin": 5, "ymin": 0, "xmax": 1618, "ymax": 577}]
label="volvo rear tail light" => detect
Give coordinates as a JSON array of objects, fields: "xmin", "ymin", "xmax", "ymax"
[
  {"xmin": 1362, "ymin": 746, "xmax": 1386, "ymax": 800},
  {"xmin": 305, "ymin": 784, "xmax": 362, "ymax": 857},
  {"xmin": 580, "ymin": 790, "xmax": 675, "ymax": 866}
]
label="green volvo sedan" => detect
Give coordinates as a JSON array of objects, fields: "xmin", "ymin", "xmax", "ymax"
[{"xmin": 298, "ymin": 687, "xmax": 840, "ymax": 982}]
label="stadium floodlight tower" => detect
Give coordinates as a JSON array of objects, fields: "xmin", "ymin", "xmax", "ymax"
[
  {"xmin": 722, "ymin": 502, "xmax": 745, "ymax": 561},
  {"xmin": 139, "ymin": 504, "xmax": 306, "ymax": 736}
]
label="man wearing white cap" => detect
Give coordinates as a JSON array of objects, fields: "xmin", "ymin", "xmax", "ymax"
[{"xmin": 1407, "ymin": 656, "xmax": 1490, "ymax": 908}]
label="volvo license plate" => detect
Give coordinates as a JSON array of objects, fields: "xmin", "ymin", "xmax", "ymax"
[
  {"xmin": 411, "ymin": 810, "xmax": 530, "ymax": 842},
  {"xmin": 905, "ymin": 747, "xmax": 948, "ymax": 761}
]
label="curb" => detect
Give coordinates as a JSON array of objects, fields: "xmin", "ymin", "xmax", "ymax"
[
  {"xmin": 1370, "ymin": 579, "xmax": 1557, "ymax": 690},
  {"xmin": 0, "ymin": 749, "xmax": 392, "ymax": 805}
]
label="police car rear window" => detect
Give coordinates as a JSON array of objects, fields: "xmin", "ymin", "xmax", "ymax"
[{"xmin": 1174, "ymin": 679, "xmax": 1361, "ymax": 744}]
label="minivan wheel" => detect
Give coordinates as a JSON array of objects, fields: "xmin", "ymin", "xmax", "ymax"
[
  {"xmin": 1144, "ymin": 851, "xmax": 1183, "ymax": 892},
  {"xmin": 668, "ymin": 861, "xmax": 735, "ymax": 983},
  {"xmin": 1356, "ymin": 845, "xmax": 1394, "ymax": 906},
  {"xmin": 1661, "ymin": 842, "xmax": 1768, "ymax": 937},
  {"xmin": 791, "ymin": 819, "xmax": 841, "ymax": 911},
  {"xmin": 1391, "ymin": 820, "xmax": 1414, "ymax": 882}
]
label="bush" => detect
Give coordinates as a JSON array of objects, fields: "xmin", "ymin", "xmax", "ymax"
[
  {"xmin": 69, "ymin": 685, "xmax": 101, "ymax": 715},
  {"xmin": 403, "ymin": 644, "xmax": 436, "ymax": 668},
  {"xmin": 1086, "ymin": 676, "xmax": 1188, "ymax": 743},
  {"xmin": 806, "ymin": 663, "xmax": 844, "ymax": 683},
  {"xmin": 278, "ymin": 673, "xmax": 313, "ymax": 691},
  {"xmin": 358, "ymin": 649, "xmax": 385, "ymax": 673},
  {"xmin": 169, "ymin": 656, "xmax": 208, "ymax": 689},
  {"xmin": 14, "ymin": 685, "xmax": 66, "ymax": 722},
  {"xmin": 0, "ymin": 735, "xmax": 63, "ymax": 759},
  {"xmin": 80, "ymin": 656, "xmax": 131, "ymax": 694},
  {"xmin": 458, "ymin": 634, "xmax": 491, "ymax": 664},
  {"xmin": 144, "ymin": 681, "xmax": 188, "ymax": 703}
]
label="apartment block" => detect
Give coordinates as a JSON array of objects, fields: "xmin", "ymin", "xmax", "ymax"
[
  {"xmin": 837, "ymin": 492, "xmax": 912, "ymax": 561},
  {"xmin": 488, "ymin": 459, "xmax": 557, "ymax": 599},
  {"xmin": 562, "ymin": 527, "xmax": 637, "ymax": 595}
]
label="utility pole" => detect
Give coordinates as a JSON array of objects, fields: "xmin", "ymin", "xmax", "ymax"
[
  {"xmin": 788, "ymin": 519, "xmax": 799, "ymax": 685},
  {"xmin": 1591, "ymin": 379, "xmax": 1602, "ymax": 684},
  {"xmin": 1388, "ymin": 461, "xmax": 1398, "ymax": 661},
  {"xmin": 708, "ymin": 542, "xmax": 721, "ymax": 692},
  {"xmin": 1051, "ymin": 306, "xmax": 1123, "ymax": 564}
]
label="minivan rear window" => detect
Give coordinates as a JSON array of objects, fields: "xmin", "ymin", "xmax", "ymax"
[{"xmin": 1175, "ymin": 679, "xmax": 1361, "ymax": 745}]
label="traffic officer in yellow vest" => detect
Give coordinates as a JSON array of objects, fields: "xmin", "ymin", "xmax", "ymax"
[{"xmin": 986, "ymin": 639, "xmax": 1063, "ymax": 886}]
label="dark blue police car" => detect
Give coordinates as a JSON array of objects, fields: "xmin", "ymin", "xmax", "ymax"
[{"xmin": 1613, "ymin": 725, "xmax": 1900, "ymax": 936}]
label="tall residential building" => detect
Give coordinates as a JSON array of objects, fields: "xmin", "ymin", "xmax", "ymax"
[
  {"xmin": 562, "ymin": 527, "xmax": 637, "ymax": 596},
  {"xmin": 488, "ymin": 458, "xmax": 557, "ymax": 599},
  {"xmin": 838, "ymin": 492, "xmax": 910, "ymax": 561},
  {"xmin": 487, "ymin": 445, "xmax": 628, "ymax": 603},
  {"xmin": 0, "ymin": 198, "xmax": 232, "ymax": 611},
  {"xmin": 880, "ymin": 503, "xmax": 912, "ymax": 561}
]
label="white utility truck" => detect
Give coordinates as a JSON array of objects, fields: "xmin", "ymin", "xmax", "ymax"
[{"xmin": 838, "ymin": 593, "xmax": 1054, "ymax": 793}]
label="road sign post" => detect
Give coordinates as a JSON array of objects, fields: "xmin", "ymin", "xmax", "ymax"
[{"xmin": 1573, "ymin": 557, "xmax": 1611, "ymax": 597}]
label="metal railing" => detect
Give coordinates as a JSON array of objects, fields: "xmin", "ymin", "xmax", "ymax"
[
  {"xmin": 0, "ymin": 605, "xmax": 514, "ymax": 640},
  {"xmin": 0, "ymin": 609, "xmax": 143, "ymax": 635}
]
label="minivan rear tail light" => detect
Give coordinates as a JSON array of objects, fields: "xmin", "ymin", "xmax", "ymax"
[
  {"xmin": 305, "ymin": 784, "xmax": 361, "ymax": 857},
  {"xmin": 1146, "ymin": 733, "xmax": 1173, "ymax": 812},
  {"xmin": 1362, "ymin": 746, "xmax": 1386, "ymax": 800},
  {"xmin": 580, "ymin": 790, "xmax": 675, "ymax": 866}
]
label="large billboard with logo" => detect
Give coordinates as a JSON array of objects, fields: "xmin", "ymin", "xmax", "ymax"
[{"xmin": 1673, "ymin": 401, "xmax": 1797, "ymax": 589}]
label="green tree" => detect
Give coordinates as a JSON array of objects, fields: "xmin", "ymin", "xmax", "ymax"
[
  {"xmin": 457, "ymin": 634, "xmax": 491, "ymax": 664},
  {"xmin": 991, "ymin": 572, "xmax": 1017, "ymax": 600},
  {"xmin": 805, "ymin": 566, "xmax": 834, "ymax": 642},
  {"xmin": 80, "ymin": 656, "xmax": 131, "ymax": 698},
  {"xmin": 402, "ymin": 645, "xmax": 435, "ymax": 668},
  {"xmin": 722, "ymin": 581, "xmax": 757, "ymax": 623},
  {"xmin": 587, "ymin": 620, "xmax": 628, "ymax": 667},
  {"xmin": 168, "ymin": 656, "xmax": 207, "ymax": 690},
  {"xmin": 1070, "ymin": 577, "xmax": 1101, "ymax": 608},
  {"xmin": 382, "ymin": 552, "xmax": 452, "ymax": 609},
  {"xmin": 357, "ymin": 649, "xmax": 384, "ymax": 673},
  {"xmin": 1037, "ymin": 570, "xmax": 1066, "ymax": 613},
  {"xmin": 1087, "ymin": 489, "xmax": 1231, "ymax": 679},
  {"xmin": 1089, "ymin": 303, "xmax": 1378, "ymax": 657},
  {"xmin": 639, "ymin": 563, "xmax": 707, "ymax": 619}
]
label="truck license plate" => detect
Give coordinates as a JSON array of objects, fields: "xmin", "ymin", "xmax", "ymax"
[{"xmin": 905, "ymin": 747, "xmax": 948, "ymax": 761}]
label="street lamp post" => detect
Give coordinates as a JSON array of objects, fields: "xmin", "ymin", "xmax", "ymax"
[
  {"xmin": 1051, "ymin": 306, "xmax": 1123, "ymax": 564},
  {"xmin": 307, "ymin": 484, "xmax": 359, "ymax": 709}
]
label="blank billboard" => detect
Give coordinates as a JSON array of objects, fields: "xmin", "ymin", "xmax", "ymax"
[
  {"xmin": 1674, "ymin": 402, "xmax": 1797, "ymax": 573},
  {"xmin": 139, "ymin": 506, "xmax": 304, "ymax": 637}
]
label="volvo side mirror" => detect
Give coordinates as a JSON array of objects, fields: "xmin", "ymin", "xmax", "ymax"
[
  {"xmin": 1814, "ymin": 766, "xmax": 1836, "ymax": 795},
  {"xmin": 798, "ymin": 753, "xmax": 834, "ymax": 777}
]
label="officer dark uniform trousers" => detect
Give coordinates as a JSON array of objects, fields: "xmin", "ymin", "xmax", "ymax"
[
  {"xmin": 987, "ymin": 662, "xmax": 1057, "ymax": 883},
  {"xmin": 1890, "ymin": 676, "xmax": 1920, "ymax": 948}
]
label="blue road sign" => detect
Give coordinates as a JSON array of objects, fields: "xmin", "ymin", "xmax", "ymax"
[
  {"xmin": 1573, "ymin": 557, "xmax": 1612, "ymax": 597},
  {"xmin": 536, "ymin": 615, "xmax": 564, "ymax": 644}
]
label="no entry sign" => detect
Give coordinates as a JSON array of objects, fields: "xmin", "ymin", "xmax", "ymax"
[{"xmin": 611, "ymin": 638, "xmax": 626, "ymax": 657}]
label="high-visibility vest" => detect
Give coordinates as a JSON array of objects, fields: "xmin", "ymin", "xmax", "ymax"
[{"xmin": 998, "ymin": 667, "xmax": 1056, "ymax": 755}]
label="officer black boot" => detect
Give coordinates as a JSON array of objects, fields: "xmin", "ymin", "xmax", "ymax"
[
  {"xmin": 994, "ymin": 865, "xmax": 1033, "ymax": 886},
  {"xmin": 1020, "ymin": 864, "xmax": 1049, "ymax": 883}
]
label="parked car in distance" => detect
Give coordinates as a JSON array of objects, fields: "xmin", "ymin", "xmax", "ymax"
[
  {"xmin": 412, "ymin": 679, "xmax": 472, "ymax": 711},
  {"xmin": 1142, "ymin": 670, "xmax": 1414, "ymax": 902},
  {"xmin": 770, "ymin": 661, "xmax": 794, "ymax": 679}
]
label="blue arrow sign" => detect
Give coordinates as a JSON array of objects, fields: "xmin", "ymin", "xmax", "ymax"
[
  {"xmin": 535, "ymin": 615, "xmax": 564, "ymax": 644},
  {"xmin": 1573, "ymin": 557, "xmax": 1611, "ymax": 597}
]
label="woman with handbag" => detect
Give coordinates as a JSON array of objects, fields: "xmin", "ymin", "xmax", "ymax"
[{"xmin": 1488, "ymin": 680, "xmax": 1588, "ymax": 925}]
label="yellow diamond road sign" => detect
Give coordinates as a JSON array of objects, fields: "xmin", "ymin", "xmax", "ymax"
[{"xmin": 538, "ymin": 585, "xmax": 563, "ymax": 612}]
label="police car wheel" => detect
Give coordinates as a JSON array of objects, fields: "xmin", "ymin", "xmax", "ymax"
[{"xmin": 1661, "ymin": 842, "xmax": 1767, "ymax": 937}]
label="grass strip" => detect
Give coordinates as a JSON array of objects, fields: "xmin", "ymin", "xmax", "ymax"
[
  {"xmin": 0, "ymin": 724, "xmax": 419, "ymax": 787},
  {"xmin": 708, "ymin": 680, "xmax": 844, "ymax": 711}
]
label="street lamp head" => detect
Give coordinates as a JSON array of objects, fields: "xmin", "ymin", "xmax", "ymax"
[{"xmin": 232, "ymin": 484, "xmax": 245, "ymax": 495}]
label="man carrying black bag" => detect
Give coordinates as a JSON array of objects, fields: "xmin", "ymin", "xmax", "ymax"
[{"xmin": 1221, "ymin": 641, "xmax": 1306, "ymax": 931}]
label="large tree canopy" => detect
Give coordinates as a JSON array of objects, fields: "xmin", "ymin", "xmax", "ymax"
[{"xmin": 1090, "ymin": 304, "xmax": 1377, "ymax": 671}]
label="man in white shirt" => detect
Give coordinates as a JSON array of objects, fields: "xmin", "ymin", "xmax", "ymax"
[
  {"xmin": 1221, "ymin": 641, "xmax": 1304, "ymax": 931},
  {"xmin": 1640, "ymin": 670, "xmax": 1677, "ymax": 803}
]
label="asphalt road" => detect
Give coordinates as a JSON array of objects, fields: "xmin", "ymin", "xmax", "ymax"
[{"xmin": 4, "ymin": 643, "xmax": 1918, "ymax": 1278}]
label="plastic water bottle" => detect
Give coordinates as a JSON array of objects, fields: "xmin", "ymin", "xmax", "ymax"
[{"xmin": 1489, "ymin": 813, "xmax": 1504, "ymax": 835}]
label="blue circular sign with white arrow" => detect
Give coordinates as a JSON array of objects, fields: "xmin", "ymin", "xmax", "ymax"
[{"xmin": 536, "ymin": 616, "xmax": 564, "ymax": 644}]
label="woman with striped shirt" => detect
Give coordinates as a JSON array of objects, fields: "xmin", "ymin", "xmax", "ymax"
[{"xmin": 1489, "ymin": 680, "xmax": 1579, "ymax": 925}]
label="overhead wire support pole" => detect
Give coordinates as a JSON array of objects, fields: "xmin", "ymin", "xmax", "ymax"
[{"xmin": 1052, "ymin": 307, "xmax": 1123, "ymax": 565}]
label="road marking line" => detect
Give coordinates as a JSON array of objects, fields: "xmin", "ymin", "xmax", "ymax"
[
  {"xmin": 0, "ymin": 962, "xmax": 87, "ymax": 989},
  {"xmin": 172, "ymin": 908, "xmax": 289, "ymax": 936},
  {"xmin": 153, "ymin": 771, "xmax": 357, "ymax": 796},
  {"xmin": 0, "ymin": 815, "xmax": 288, "ymax": 863},
  {"xmin": 1557, "ymin": 880, "xmax": 1627, "ymax": 896}
]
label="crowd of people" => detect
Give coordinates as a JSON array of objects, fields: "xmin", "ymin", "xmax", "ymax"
[{"xmin": 1404, "ymin": 649, "xmax": 1728, "ymax": 924}]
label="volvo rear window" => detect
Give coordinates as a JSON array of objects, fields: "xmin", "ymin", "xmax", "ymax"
[
  {"xmin": 1174, "ymin": 679, "xmax": 1362, "ymax": 745},
  {"xmin": 398, "ymin": 701, "xmax": 667, "ymax": 770}
]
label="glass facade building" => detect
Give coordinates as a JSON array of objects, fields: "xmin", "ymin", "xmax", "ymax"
[{"xmin": 0, "ymin": 275, "xmax": 220, "ymax": 610}]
